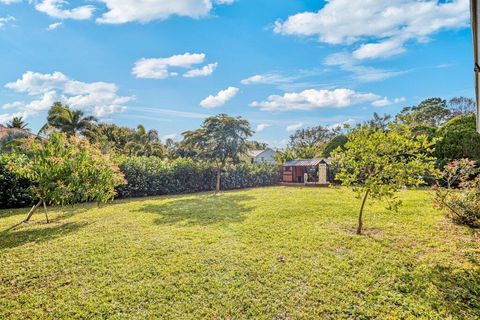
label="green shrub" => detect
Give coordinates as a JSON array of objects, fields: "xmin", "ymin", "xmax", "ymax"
[
  {"xmin": 116, "ymin": 157, "xmax": 279, "ymax": 198},
  {"xmin": 0, "ymin": 155, "xmax": 33, "ymax": 208},
  {"xmin": 435, "ymin": 114, "xmax": 480, "ymax": 166},
  {"xmin": 434, "ymin": 159, "xmax": 480, "ymax": 228}
]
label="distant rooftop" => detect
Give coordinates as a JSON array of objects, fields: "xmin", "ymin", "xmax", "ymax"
[{"xmin": 283, "ymin": 158, "xmax": 329, "ymax": 167}]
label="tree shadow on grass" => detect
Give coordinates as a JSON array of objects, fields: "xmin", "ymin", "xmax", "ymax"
[
  {"xmin": 136, "ymin": 193, "xmax": 255, "ymax": 226},
  {"xmin": 0, "ymin": 221, "xmax": 88, "ymax": 250}
]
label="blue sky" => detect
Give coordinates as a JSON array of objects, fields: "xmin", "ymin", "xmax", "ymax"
[{"xmin": 0, "ymin": 0, "xmax": 474, "ymax": 147}]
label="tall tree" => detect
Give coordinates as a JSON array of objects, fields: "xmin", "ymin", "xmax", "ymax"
[
  {"xmin": 395, "ymin": 98, "xmax": 450, "ymax": 128},
  {"xmin": 182, "ymin": 114, "xmax": 252, "ymax": 193},
  {"xmin": 332, "ymin": 126, "xmax": 437, "ymax": 234},
  {"xmin": 448, "ymin": 96, "xmax": 476, "ymax": 116},
  {"xmin": 45, "ymin": 102, "xmax": 97, "ymax": 135},
  {"xmin": 282, "ymin": 125, "xmax": 340, "ymax": 160},
  {"xmin": 6, "ymin": 116, "xmax": 29, "ymax": 130}
]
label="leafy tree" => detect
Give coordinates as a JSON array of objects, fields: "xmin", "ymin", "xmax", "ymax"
[
  {"xmin": 448, "ymin": 96, "xmax": 476, "ymax": 116},
  {"xmin": 182, "ymin": 114, "xmax": 252, "ymax": 193},
  {"xmin": 435, "ymin": 114, "xmax": 480, "ymax": 165},
  {"xmin": 332, "ymin": 126, "xmax": 437, "ymax": 234},
  {"xmin": 44, "ymin": 102, "xmax": 97, "ymax": 135},
  {"xmin": 395, "ymin": 98, "xmax": 450, "ymax": 128},
  {"xmin": 323, "ymin": 135, "xmax": 348, "ymax": 158},
  {"xmin": 5, "ymin": 131, "xmax": 125, "ymax": 222},
  {"xmin": 247, "ymin": 140, "xmax": 268, "ymax": 150},
  {"xmin": 6, "ymin": 116, "xmax": 29, "ymax": 130},
  {"xmin": 288, "ymin": 125, "xmax": 339, "ymax": 150},
  {"xmin": 280, "ymin": 125, "xmax": 340, "ymax": 160}
]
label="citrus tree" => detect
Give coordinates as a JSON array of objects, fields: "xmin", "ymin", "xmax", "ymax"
[
  {"xmin": 6, "ymin": 131, "xmax": 125, "ymax": 222},
  {"xmin": 332, "ymin": 126, "xmax": 438, "ymax": 234}
]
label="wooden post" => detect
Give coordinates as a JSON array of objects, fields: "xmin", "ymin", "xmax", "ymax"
[
  {"xmin": 318, "ymin": 163, "xmax": 328, "ymax": 185},
  {"xmin": 24, "ymin": 200, "xmax": 43, "ymax": 222}
]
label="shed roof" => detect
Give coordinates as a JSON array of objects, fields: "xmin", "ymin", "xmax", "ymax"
[{"xmin": 283, "ymin": 158, "xmax": 329, "ymax": 167}]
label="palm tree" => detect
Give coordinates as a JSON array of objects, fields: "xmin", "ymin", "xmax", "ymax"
[
  {"xmin": 6, "ymin": 116, "xmax": 29, "ymax": 130},
  {"xmin": 125, "ymin": 125, "xmax": 165, "ymax": 157},
  {"xmin": 44, "ymin": 102, "xmax": 97, "ymax": 135}
]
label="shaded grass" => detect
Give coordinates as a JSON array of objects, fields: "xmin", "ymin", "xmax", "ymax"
[{"xmin": 0, "ymin": 187, "xmax": 479, "ymax": 319}]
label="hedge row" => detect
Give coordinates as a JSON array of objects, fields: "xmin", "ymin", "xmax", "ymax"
[
  {"xmin": 116, "ymin": 157, "xmax": 280, "ymax": 198},
  {"xmin": 0, "ymin": 157, "xmax": 281, "ymax": 207}
]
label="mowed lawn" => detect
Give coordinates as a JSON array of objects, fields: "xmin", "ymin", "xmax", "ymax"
[{"xmin": 0, "ymin": 187, "xmax": 479, "ymax": 319}]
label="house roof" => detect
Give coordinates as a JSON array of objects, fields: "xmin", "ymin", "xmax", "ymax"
[
  {"xmin": 283, "ymin": 158, "xmax": 329, "ymax": 167},
  {"xmin": 0, "ymin": 126, "xmax": 34, "ymax": 140},
  {"xmin": 247, "ymin": 148, "xmax": 274, "ymax": 158}
]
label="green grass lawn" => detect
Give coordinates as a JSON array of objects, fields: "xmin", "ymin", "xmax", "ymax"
[{"xmin": 0, "ymin": 187, "xmax": 479, "ymax": 319}]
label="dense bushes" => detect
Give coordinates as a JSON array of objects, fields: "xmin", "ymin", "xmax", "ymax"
[
  {"xmin": 0, "ymin": 159, "xmax": 33, "ymax": 209},
  {"xmin": 434, "ymin": 159, "xmax": 480, "ymax": 228},
  {"xmin": 116, "ymin": 157, "xmax": 280, "ymax": 198}
]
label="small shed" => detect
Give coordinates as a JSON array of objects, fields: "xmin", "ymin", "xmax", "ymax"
[{"xmin": 282, "ymin": 158, "xmax": 330, "ymax": 184}]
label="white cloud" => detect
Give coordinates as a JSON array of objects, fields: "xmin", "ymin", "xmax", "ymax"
[
  {"xmin": 96, "ymin": 0, "xmax": 234, "ymax": 24},
  {"xmin": 133, "ymin": 53, "xmax": 217, "ymax": 79},
  {"xmin": 183, "ymin": 62, "xmax": 218, "ymax": 78},
  {"xmin": 255, "ymin": 123, "xmax": 270, "ymax": 133},
  {"xmin": 286, "ymin": 122, "xmax": 303, "ymax": 132},
  {"xmin": 0, "ymin": 16, "xmax": 15, "ymax": 29},
  {"xmin": 274, "ymin": 0, "xmax": 469, "ymax": 59},
  {"xmin": 200, "ymin": 86, "xmax": 239, "ymax": 108},
  {"xmin": 241, "ymin": 73, "xmax": 295, "ymax": 85},
  {"xmin": 250, "ymin": 88, "xmax": 384, "ymax": 111},
  {"xmin": 47, "ymin": 22, "xmax": 62, "ymax": 30},
  {"xmin": 371, "ymin": 96, "xmax": 406, "ymax": 107},
  {"xmin": 35, "ymin": 0, "xmax": 95, "ymax": 20},
  {"xmin": 3, "ymin": 71, "xmax": 133, "ymax": 119},
  {"xmin": 0, "ymin": 0, "xmax": 21, "ymax": 4}
]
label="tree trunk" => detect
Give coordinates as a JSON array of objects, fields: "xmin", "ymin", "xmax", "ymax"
[
  {"xmin": 43, "ymin": 201, "xmax": 50, "ymax": 223},
  {"xmin": 215, "ymin": 168, "xmax": 222, "ymax": 194},
  {"xmin": 357, "ymin": 190, "xmax": 369, "ymax": 235},
  {"xmin": 24, "ymin": 200, "xmax": 43, "ymax": 222}
]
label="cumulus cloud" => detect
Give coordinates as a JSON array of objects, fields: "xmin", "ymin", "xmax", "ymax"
[
  {"xmin": 35, "ymin": 0, "xmax": 95, "ymax": 20},
  {"xmin": 183, "ymin": 63, "xmax": 218, "ymax": 78},
  {"xmin": 47, "ymin": 22, "xmax": 62, "ymax": 30},
  {"xmin": 371, "ymin": 96, "xmax": 406, "ymax": 107},
  {"xmin": 200, "ymin": 86, "xmax": 239, "ymax": 108},
  {"xmin": 255, "ymin": 123, "xmax": 270, "ymax": 133},
  {"xmin": 133, "ymin": 53, "xmax": 217, "ymax": 79},
  {"xmin": 0, "ymin": 16, "xmax": 15, "ymax": 29},
  {"xmin": 250, "ymin": 88, "xmax": 385, "ymax": 111},
  {"xmin": 274, "ymin": 0, "xmax": 469, "ymax": 59},
  {"xmin": 96, "ymin": 0, "xmax": 234, "ymax": 24},
  {"xmin": 286, "ymin": 122, "xmax": 303, "ymax": 132},
  {"xmin": 2, "ymin": 71, "xmax": 133, "ymax": 120}
]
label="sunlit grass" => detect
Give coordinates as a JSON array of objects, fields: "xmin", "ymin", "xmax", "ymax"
[{"xmin": 1, "ymin": 187, "xmax": 479, "ymax": 319}]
